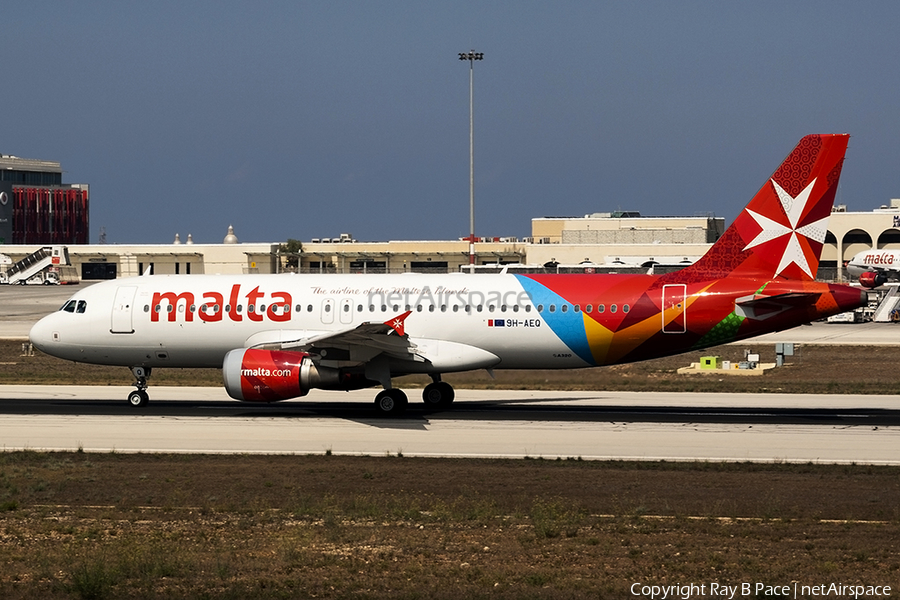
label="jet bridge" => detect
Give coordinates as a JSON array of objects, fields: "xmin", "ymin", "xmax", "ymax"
[{"xmin": 0, "ymin": 246, "xmax": 68, "ymax": 284}]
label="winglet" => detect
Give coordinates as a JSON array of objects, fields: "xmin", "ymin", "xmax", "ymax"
[{"xmin": 384, "ymin": 311, "xmax": 412, "ymax": 336}]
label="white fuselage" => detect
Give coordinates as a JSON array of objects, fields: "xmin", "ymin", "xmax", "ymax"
[{"xmin": 29, "ymin": 273, "xmax": 591, "ymax": 373}]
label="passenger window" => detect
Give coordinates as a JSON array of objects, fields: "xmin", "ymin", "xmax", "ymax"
[
  {"xmin": 549, "ymin": 304, "xmax": 556, "ymax": 313},
  {"xmin": 307, "ymin": 305, "xmax": 313, "ymax": 312},
  {"xmin": 537, "ymin": 304, "xmax": 544, "ymax": 313},
  {"xmin": 624, "ymin": 304, "xmax": 630, "ymax": 313},
  {"xmin": 611, "ymin": 304, "xmax": 618, "ymax": 313},
  {"xmin": 512, "ymin": 305, "xmax": 519, "ymax": 312},
  {"xmin": 598, "ymin": 304, "xmax": 605, "ymax": 313},
  {"xmin": 76, "ymin": 301, "xmax": 87, "ymax": 314},
  {"xmin": 586, "ymin": 304, "xmax": 593, "ymax": 313},
  {"xmin": 561, "ymin": 305, "xmax": 568, "ymax": 313},
  {"xmin": 525, "ymin": 305, "xmax": 532, "ymax": 313},
  {"xmin": 573, "ymin": 304, "xmax": 580, "ymax": 313}
]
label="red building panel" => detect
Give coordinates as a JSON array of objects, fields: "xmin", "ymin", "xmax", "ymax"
[{"xmin": 12, "ymin": 186, "xmax": 89, "ymax": 244}]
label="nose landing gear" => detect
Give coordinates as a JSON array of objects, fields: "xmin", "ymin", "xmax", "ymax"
[{"xmin": 128, "ymin": 366, "xmax": 151, "ymax": 407}]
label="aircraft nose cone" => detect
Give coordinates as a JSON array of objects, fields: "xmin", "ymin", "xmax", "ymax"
[{"xmin": 29, "ymin": 315, "xmax": 56, "ymax": 353}]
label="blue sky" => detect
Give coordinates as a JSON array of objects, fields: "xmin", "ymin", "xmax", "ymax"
[{"xmin": 3, "ymin": 2, "xmax": 899, "ymax": 244}]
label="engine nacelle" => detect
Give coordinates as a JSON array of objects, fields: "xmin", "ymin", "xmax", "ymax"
[
  {"xmin": 222, "ymin": 348, "xmax": 345, "ymax": 402},
  {"xmin": 222, "ymin": 348, "xmax": 378, "ymax": 402},
  {"xmin": 859, "ymin": 271, "xmax": 887, "ymax": 289}
]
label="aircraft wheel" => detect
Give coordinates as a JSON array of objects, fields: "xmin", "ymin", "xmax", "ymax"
[
  {"xmin": 423, "ymin": 381, "xmax": 455, "ymax": 408},
  {"xmin": 374, "ymin": 389, "xmax": 407, "ymax": 415},
  {"xmin": 128, "ymin": 390, "xmax": 149, "ymax": 408}
]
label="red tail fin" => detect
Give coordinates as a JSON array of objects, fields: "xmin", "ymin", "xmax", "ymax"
[{"xmin": 671, "ymin": 134, "xmax": 849, "ymax": 283}]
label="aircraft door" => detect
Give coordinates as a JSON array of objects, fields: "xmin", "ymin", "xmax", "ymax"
[
  {"xmin": 662, "ymin": 284, "xmax": 687, "ymax": 334},
  {"xmin": 321, "ymin": 298, "xmax": 335, "ymax": 324},
  {"xmin": 110, "ymin": 286, "xmax": 137, "ymax": 334},
  {"xmin": 339, "ymin": 298, "xmax": 354, "ymax": 324}
]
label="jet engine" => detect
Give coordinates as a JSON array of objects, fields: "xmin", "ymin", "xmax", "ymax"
[
  {"xmin": 222, "ymin": 348, "xmax": 369, "ymax": 402},
  {"xmin": 859, "ymin": 271, "xmax": 887, "ymax": 289}
]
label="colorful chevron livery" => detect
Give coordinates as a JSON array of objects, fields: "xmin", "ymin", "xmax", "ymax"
[{"xmin": 511, "ymin": 134, "xmax": 862, "ymax": 367}]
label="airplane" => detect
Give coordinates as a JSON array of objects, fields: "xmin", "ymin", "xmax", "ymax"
[
  {"xmin": 846, "ymin": 249, "xmax": 900, "ymax": 288},
  {"xmin": 29, "ymin": 134, "xmax": 866, "ymax": 414}
]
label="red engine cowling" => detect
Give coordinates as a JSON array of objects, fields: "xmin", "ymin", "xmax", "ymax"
[
  {"xmin": 222, "ymin": 348, "xmax": 311, "ymax": 402},
  {"xmin": 223, "ymin": 348, "xmax": 380, "ymax": 402},
  {"xmin": 859, "ymin": 271, "xmax": 887, "ymax": 289}
]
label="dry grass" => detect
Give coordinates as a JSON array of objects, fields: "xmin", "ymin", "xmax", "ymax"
[{"xmin": 1, "ymin": 453, "xmax": 899, "ymax": 598}]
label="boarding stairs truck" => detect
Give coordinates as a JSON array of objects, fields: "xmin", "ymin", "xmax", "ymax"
[
  {"xmin": 0, "ymin": 246, "xmax": 68, "ymax": 285},
  {"xmin": 872, "ymin": 285, "xmax": 900, "ymax": 323}
]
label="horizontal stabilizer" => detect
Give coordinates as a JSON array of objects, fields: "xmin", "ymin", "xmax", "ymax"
[{"xmin": 734, "ymin": 292, "xmax": 821, "ymax": 321}]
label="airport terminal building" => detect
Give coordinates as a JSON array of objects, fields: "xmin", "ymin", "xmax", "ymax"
[
  {"xmin": 1, "ymin": 150, "xmax": 898, "ymax": 282},
  {"xmin": 4, "ymin": 204, "xmax": 899, "ymax": 283},
  {"xmin": 0, "ymin": 155, "xmax": 89, "ymax": 245}
]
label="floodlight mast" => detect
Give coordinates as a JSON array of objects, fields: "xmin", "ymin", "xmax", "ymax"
[{"xmin": 459, "ymin": 50, "xmax": 483, "ymax": 273}]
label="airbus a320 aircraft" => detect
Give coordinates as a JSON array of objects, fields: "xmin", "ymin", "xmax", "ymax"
[
  {"xmin": 30, "ymin": 134, "xmax": 865, "ymax": 414},
  {"xmin": 847, "ymin": 249, "xmax": 900, "ymax": 288}
]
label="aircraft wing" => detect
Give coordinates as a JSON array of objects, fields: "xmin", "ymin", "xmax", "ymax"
[
  {"xmin": 247, "ymin": 311, "xmax": 422, "ymax": 363},
  {"xmin": 734, "ymin": 291, "xmax": 822, "ymax": 321}
]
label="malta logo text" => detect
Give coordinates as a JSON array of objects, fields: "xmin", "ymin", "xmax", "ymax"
[{"xmin": 151, "ymin": 285, "xmax": 292, "ymax": 323}]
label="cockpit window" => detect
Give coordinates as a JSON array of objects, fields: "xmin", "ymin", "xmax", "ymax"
[
  {"xmin": 76, "ymin": 300, "xmax": 87, "ymax": 314},
  {"xmin": 61, "ymin": 300, "xmax": 77, "ymax": 313}
]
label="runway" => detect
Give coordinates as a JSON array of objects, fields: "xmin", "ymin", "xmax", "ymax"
[{"xmin": 2, "ymin": 386, "xmax": 899, "ymax": 464}]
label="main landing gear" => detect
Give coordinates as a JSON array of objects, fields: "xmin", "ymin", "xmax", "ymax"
[
  {"xmin": 128, "ymin": 366, "xmax": 151, "ymax": 407},
  {"xmin": 372, "ymin": 376, "xmax": 455, "ymax": 416},
  {"xmin": 374, "ymin": 388, "xmax": 408, "ymax": 415},
  {"xmin": 422, "ymin": 379, "xmax": 455, "ymax": 409}
]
